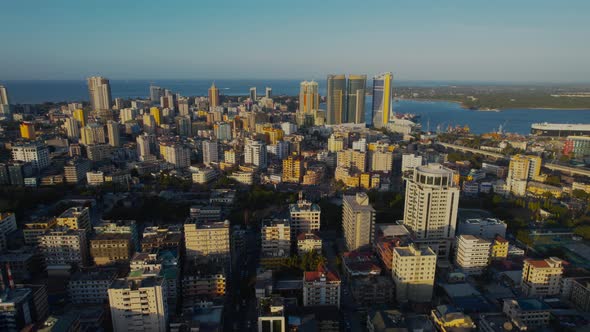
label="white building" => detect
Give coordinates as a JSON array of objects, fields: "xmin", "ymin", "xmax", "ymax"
[
  {"xmin": 455, "ymin": 235, "xmax": 491, "ymax": 275},
  {"xmin": 303, "ymin": 266, "xmax": 341, "ymax": 308},
  {"xmin": 184, "ymin": 220, "xmax": 230, "ymax": 260},
  {"xmin": 229, "ymin": 171, "xmax": 254, "ymax": 185},
  {"xmin": 289, "ymin": 196, "xmax": 321, "ymax": 234},
  {"xmin": 457, "ymin": 218, "xmax": 507, "ymax": 239},
  {"xmin": 108, "ymin": 277, "xmax": 168, "ymax": 332},
  {"xmin": 401, "ymin": 153, "xmax": 423, "ymax": 172},
  {"xmin": 261, "ymin": 219, "xmax": 291, "ymax": 258},
  {"xmin": 106, "ymin": 120, "xmax": 120, "ymax": 147},
  {"xmin": 39, "ymin": 228, "xmax": 88, "ymax": 269},
  {"xmin": 403, "ymin": 164, "xmax": 459, "ymax": 258},
  {"xmin": 202, "ymin": 140, "xmax": 219, "ymax": 165},
  {"xmin": 244, "ymin": 140, "xmax": 267, "ymax": 169},
  {"xmin": 11, "ymin": 142, "xmax": 50, "ymax": 170},
  {"xmin": 391, "ymin": 244, "xmax": 437, "ymax": 303},
  {"xmin": 192, "ymin": 168, "xmax": 218, "ymax": 184}
]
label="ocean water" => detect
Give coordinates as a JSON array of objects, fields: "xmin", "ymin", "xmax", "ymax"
[{"xmin": 2, "ymin": 79, "xmax": 590, "ymax": 135}]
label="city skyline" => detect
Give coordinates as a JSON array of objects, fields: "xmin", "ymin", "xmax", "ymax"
[{"xmin": 1, "ymin": 0, "xmax": 590, "ymax": 82}]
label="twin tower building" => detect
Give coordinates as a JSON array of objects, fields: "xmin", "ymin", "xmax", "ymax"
[{"xmin": 299, "ymin": 73, "xmax": 394, "ymax": 129}]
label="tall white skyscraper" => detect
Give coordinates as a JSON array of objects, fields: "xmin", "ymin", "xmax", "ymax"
[
  {"xmin": 0, "ymin": 85, "xmax": 8, "ymax": 105},
  {"xmin": 244, "ymin": 140, "xmax": 267, "ymax": 169},
  {"xmin": 87, "ymin": 76, "xmax": 112, "ymax": 119},
  {"xmin": 265, "ymin": 87, "xmax": 272, "ymax": 99},
  {"xmin": 249, "ymin": 87, "xmax": 257, "ymax": 101},
  {"xmin": 403, "ymin": 163, "xmax": 459, "ymax": 258},
  {"xmin": 106, "ymin": 121, "xmax": 120, "ymax": 147},
  {"xmin": 64, "ymin": 116, "xmax": 80, "ymax": 140},
  {"xmin": 371, "ymin": 72, "xmax": 394, "ymax": 128},
  {"xmin": 202, "ymin": 140, "xmax": 219, "ymax": 165},
  {"xmin": 342, "ymin": 193, "xmax": 376, "ymax": 250}
]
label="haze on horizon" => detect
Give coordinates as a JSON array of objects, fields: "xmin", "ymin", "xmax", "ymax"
[{"xmin": 1, "ymin": 0, "xmax": 589, "ymax": 83}]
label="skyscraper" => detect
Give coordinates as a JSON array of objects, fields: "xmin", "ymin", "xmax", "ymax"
[
  {"xmin": 106, "ymin": 121, "xmax": 120, "ymax": 147},
  {"xmin": 64, "ymin": 117, "xmax": 80, "ymax": 140},
  {"xmin": 208, "ymin": 83, "xmax": 220, "ymax": 109},
  {"xmin": 73, "ymin": 109, "xmax": 87, "ymax": 127},
  {"xmin": 299, "ymin": 81, "xmax": 319, "ymax": 114},
  {"xmin": 347, "ymin": 75, "xmax": 367, "ymax": 124},
  {"xmin": 202, "ymin": 140, "xmax": 219, "ymax": 165},
  {"xmin": 87, "ymin": 76, "xmax": 112, "ymax": 119},
  {"xmin": 250, "ymin": 87, "xmax": 257, "ymax": 101},
  {"xmin": 403, "ymin": 164, "xmax": 459, "ymax": 258},
  {"xmin": 0, "ymin": 85, "xmax": 8, "ymax": 105},
  {"xmin": 265, "ymin": 87, "xmax": 272, "ymax": 99},
  {"xmin": 149, "ymin": 107, "xmax": 162, "ymax": 126},
  {"xmin": 149, "ymin": 85, "xmax": 164, "ymax": 103},
  {"xmin": 327, "ymin": 75, "xmax": 346, "ymax": 125},
  {"xmin": 371, "ymin": 72, "xmax": 394, "ymax": 128},
  {"xmin": 244, "ymin": 140, "xmax": 267, "ymax": 169}
]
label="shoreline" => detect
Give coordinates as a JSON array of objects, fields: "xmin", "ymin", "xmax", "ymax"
[{"xmin": 399, "ymin": 98, "xmax": 590, "ymax": 111}]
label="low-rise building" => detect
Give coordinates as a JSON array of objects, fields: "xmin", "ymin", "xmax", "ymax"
[
  {"xmin": 430, "ymin": 305, "xmax": 476, "ymax": 332},
  {"xmin": 455, "ymin": 235, "xmax": 491, "ymax": 275},
  {"xmin": 502, "ymin": 298, "xmax": 550, "ymax": 331},
  {"xmin": 68, "ymin": 268, "xmax": 117, "ymax": 304},
  {"xmin": 490, "ymin": 235, "xmax": 509, "ymax": 260},
  {"xmin": 90, "ymin": 233, "xmax": 133, "ymax": 266},
  {"xmin": 297, "ymin": 232, "xmax": 322, "ymax": 254},
  {"xmin": 56, "ymin": 206, "xmax": 92, "ymax": 234},
  {"xmin": 303, "ymin": 265, "xmax": 341, "ymax": 308}
]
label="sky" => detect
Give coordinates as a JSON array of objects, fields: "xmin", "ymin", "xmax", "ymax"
[{"xmin": 1, "ymin": 0, "xmax": 590, "ymax": 82}]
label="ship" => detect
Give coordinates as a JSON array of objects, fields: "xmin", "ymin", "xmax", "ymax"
[{"xmin": 531, "ymin": 122, "xmax": 590, "ymax": 137}]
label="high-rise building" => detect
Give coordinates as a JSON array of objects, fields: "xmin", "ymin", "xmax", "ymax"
[
  {"xmin": 401, "ymin": 153, "xmax": 423, "ymax": 172},
  {"xmin": 342, "ymin": 193, "xmax": 375, "ymax": 251},
  {"xmin": 87, "ymin": 76, "xmax": 112, "ymax": 119},
  {"xmin": 80, "ymin": 123, "xmax": 106, "ymax": 145},
  {"xmin": 160, "ymin": 143, "xmax": 191, "ymax": 168},
  {"xmin": 507, "ymin": 154, "xmax": 542, "ymax": 196},
  {"xmin": 142, "ymin": 113, "xmax": 156, "ymax": 133},
  {"xmin": 177, "ymin": 97, "xmax": 190, "ymax": 116},
  {"xmin": 326, "ymin": 74, "xmax": 346, "ymax": 125},
  {"xmin": 11, "ymin": 142, "xmax": 50, "ymax": 170},
  {"xmin": 403, "ymin": 164, "xmax": 459, "ymax": 258},
  {"xmin": 299, "ymin": 81, "xmax": 319, "ymax": 114},
  {"xmin": 391, "ymin": 244, "xmax": 437, "ymax": 303},
  {"xmin": 265, "ymin": 87, "xmax": 272, "ymax": 99},
  {"xmin": 19, "ymin": 122, "xmax": 36, "ymax": 140},
  {"xmin": 176, "ymin": 116, "xmax": 192, "ymax": 137},
  {"xmin": 371, "ymin": 72, "xmax": 394, "ymax": 128},
  {"xmin": 64, "ymin": 117, "xmax": 80, "ymax": 140},
  {"xmin": 68, "ymin": 269, "xmax": 117, "ymax": 305},
  {"xmin": 289, "ymin": 194, "xmax": 321, "ymax": 234},
  {"xmin": 184, "ymin": 220, "xmax": 230, "ymax": 260},
  {"xmin": 136, "ymin": 133, "xmax": 156, "ymax": 161},
  {"xmin": 108, "ymin": 277, "xmax": 168, "ymax": 332},
  {"xmin": 63, "ymin": 158, "xmax": 91, "ymax": 184},
  {"xmin": 106, "ymin": 121, "xmax": 120, "ymax": 147},
  {"xmin": 370, "ymin": 150, "xmax": 394, "ymax": 172},
  {"xmin": 303, "ymin": 265, "xmax": 341, "ymax": 308},
  {"xmin": 521, "ymin": 257, "xmax": 564, "ymax": 297},
  {"xmin": 282, "ymin": 154, "xmax": 304, "ymax": 183},
  {"xmin": 250, "ymin": 87, "xmax": 257, "ymax": 101},
  {"xmin": 202, "ymin": 140, "xmax": 219, "ymax": 165},
  {"xmin": 346, "ymin": 75, "xmax": 367, "ymax": 124},
  {"xmin": 73, "ymin": 109, "xmax": 87, "ymax": 127},
  {"xmin": 454, "ymin": 235, "xmax": 491, "ymax": 275},
  {"xmin": 149, "ymin": 85, "xmax": 164, "ymax": 103},
  {"xmin": 244, "ymin": 140, "xmax": 267, "ymax": 169},
  {"xmin": 0, "ymin": 85, "xmax": 8, "ymax": 105},
  {"xmin": 213, "ymin": 122, "xmax": 232, "ymax": 141},
  {"xmin": 90, "ymin": 233, "xmax": 133, "ymax": 265},
  {"xmin": 149, "ymin": 107, "xmax": 162, "ymax": 126},
  {"xmin": 208, "ymin": 83, "xmax": 220, "ymax": 109}
]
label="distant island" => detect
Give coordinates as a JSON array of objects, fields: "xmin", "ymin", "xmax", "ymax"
[{"xmin": 396, "ymin": 85, "xmax": 590, "ymax": 110}]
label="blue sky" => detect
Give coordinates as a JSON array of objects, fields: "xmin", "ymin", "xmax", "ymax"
[{"xmin": 1, "ymin": 0, "xmax": 589, "ymax": 82}]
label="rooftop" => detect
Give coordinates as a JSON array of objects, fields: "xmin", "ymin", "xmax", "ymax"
[{"xmin": 515, "ymin": 298, "xmax": 550, "ymax": 311}]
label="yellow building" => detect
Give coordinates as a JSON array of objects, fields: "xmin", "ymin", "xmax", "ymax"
[
  {"xmin": 263, "ymin": 127, "xmax": 284, "ymax": 145},
  {"xmin": 150, "ymin": 107, "xmax": 162, "ymax": 126},
  {"xmin": 283, "ymin": 154, "xmax": 304, "ymax": 183},
  {"xmin": 208, "ymin": 82, "xmax": 220, "ymax": 108},
  {"xmin": 521, "ymin": 257, "xmax": 564, "ymax": 297},
  {"xmin": 73, "ymin": 109, "xmax": 87, "ymax": 127},
  {"xmin": 431, "ymin": 305, "xmax": 476, "ymax": 332},
  {"xmin": 490, "ymin": 235, "xmax": 509, "ymax": 260},
  {"xmin": 392, "ymin": 244, "xmax": 437, "ymax": 303},
  {"xmin": 56, "ymin": 206, "xmax": 92, "ymax": 233},
  {"xmin": 20, "ymin": 122, "xmax": 36, "ymax": 140},
  {"xmin": 526, "ymin": 181, "xmax": 563, "ymax": 198},
  {"xmin": 328, "ymin": 134, "xmax": 346, "ymax": 152},
  {"xmin": 507, "ymin": 154, "xmax": 543, "ymax": 196}
]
